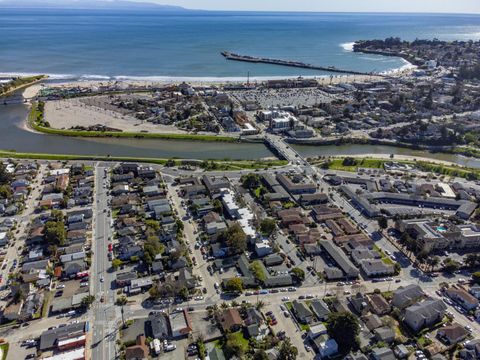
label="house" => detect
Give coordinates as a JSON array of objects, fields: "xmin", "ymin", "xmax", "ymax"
[
  {"xmin": 291, "ymin": 300, "xmax": 314, "ymax": 324},
  {"xmin": 360, "ymin": 259, "xmax": 395, "ymax": 277},
  {"xmin": 437, "ymin": 323, "xmax": 469, "ymax": 345},
  {"xmin": 169, "ymin": 310, "xmax": 192, "ymax": 338},
  {"xmin": 392, "ymin": 284, "xmax": 424, "ymax": 309},
  {"xmin": 371, "ymin": 347, "xmax": 395, "ymax": 360},
  {"xmin": 363, "ymin": 314, "xmax": 383, "ymax": 331},
  {"xmin": 125, "ymin": 335, "xmax": 149, "ymax": 360},
  {"xmin": 208, "ymin": 348, "xmax": 226, "ymax": 360},
  {"xmin": 310, "ymin": 299, "xmax": 330, "ymax": 321},
  {"xmin": 307, "ymin": 323, "xmax": 328, "ymax": 339},
  {"xmin": 116, "ymin": 272, "xmax": 137, "ymax": 287},
  {"xmin": 349, "ymin": 293, "xmax": 370, "ymax": 315},
  {"xmin": 374, "ymin": 326, "xmax": 395, "ymax": 344},
  {"xmin": 368, "ymin": 293, "xmax": 391, "ymax": 315},
  {"xmin": 39, "ymin": 321, "xmax": 86, "ymax": 351},
  {"xmin": 217, "ymin": 308, "xmax": 243, "ymax": 332},
  {"xmin": 394, "ymin": 345, "xmax": 410, "ymax": 359},
  {"xmin": 446, "ymin": 288, "xmax": 479, "ymax": 311},
  {"xmin": 404, "ymin": 299, "xmax": 447, "ymax": 332},
  {"xmin": 149, "ymin": 312, "xmax": 170, "ymax": 340},
  {"xmin": 245, "ymin": 308, "xmax": 263, "ymax": 326},
  {"xmin": 311, "ymin": 335, "xmax": 338, "ymax": 359}
]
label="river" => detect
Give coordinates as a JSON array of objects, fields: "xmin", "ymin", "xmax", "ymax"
[{"xmin": 1, "ymin": 102, "xmax": 480, "ymax": 168}]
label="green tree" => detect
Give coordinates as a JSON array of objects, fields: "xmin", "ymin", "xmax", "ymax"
[
  {"xmin": 241, "ymin": 173, "xmax": 261, "ymax": 190},
  {"xmin": 224, "ymin": 333, "xmax": 248, "ymax": 358},
  {"xmin": 472, "ymin": 271, "xmax": 480, "ymax": 284},
  {"xmin": 0, "ymin": 185, "xmax": 12, "ymax": 199},
  {"xmin": 50, "ymin": 209, "xmax": 64, "ymax": 223},
  {"xmin": 326, "ymin": 311, "xmax": 360, "ymax": 353},
  {"xmin": 116, "ymin": 296, "xmax": 128, "ymax": 306},
  {"xmin": 44, "ymin": 221, "xmax": 66, "ymax": 246},
  {"xmin": 260, "ymin": 218, "xmax": 276, "ymax": 237},
  {"xmin": 81, "ymin": 295, "xmax": 96, "ymax": 308},
  {"xmin": 443, "ymin": 258, "xmax": 460, "ymax": 273},
  {"xmin": 250, "ymin": 260, "xmax": 267, "ymax": 282},
  {"xmin": 213, "ymin": 199, "xmax": 223, "ymax": 214},
  {"xmin": 145, "ymin": 219, "xmax": 160, "ymax": 232},
  {"xmin": 278, "ymin": 338, "xmax": 298, "ymax": 360},
  {"xmin": 111, "ymin": 258, "xmax": 123, "ymax": 270},
  {"xmin": 0, "ymin": 163, "xmax": 12, "ymax": 185},
  {"xmin": 225, "ymin": 278, "xmax": 244, "ymax": 293},
  {"xmin": 253, "ymin": 350, "xmax": 269, "ymax": 360},
  {"xmin": 291, "ymin": 267, "xmax": 305, "ymax": 282},
  {"xmin": 377, "ymin": 216, "xmax": 388, "ymax": 231},
  {"xmin": 219, "ymin": 223, "xmax": 247, "ymax": 255}
]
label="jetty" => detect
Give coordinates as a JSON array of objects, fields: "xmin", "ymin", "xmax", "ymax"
[{"xmin": 221, "ymin": 51, "xmax": 382, "ymax": 76}]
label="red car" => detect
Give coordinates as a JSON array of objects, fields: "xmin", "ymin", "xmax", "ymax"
[{"xmin": 108, "ymin": 243, "xmax": 113, "ymax": 252}]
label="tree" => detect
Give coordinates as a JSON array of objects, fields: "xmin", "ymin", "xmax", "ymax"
[
  {"xmin": 278, "ymin": 338, "xmax": 298, "ymax": 360},
  {"xmin": 472, "ymin": 272, "xmax": 480, "ymax": 284},
  {"xmin": 225, "ymin": 278, "xmax": 243, "ymax": 293},
  {"xmin": 149, "ymin": 285, "xmax": 161, "ymax": 299},
  {"xmin": 326, "ymin": 311, "xmax": 360, "ymax": 353},
  {"xmin": 116, "ymin": 296, "xmax": 128, "ymax": 306},
  {"xmin": 0, "ymin": 163, "xmax": 12, "ymax": 185},
  {"xmin": 377, "ymin": 216, "xmax": 388, "ymax": 231},
  {"xmin": 44, "ymin": 221, "xmax": 66, "ymax": 246},
  {"xmin": 253, "ymin": 350, "xmax": 269, "ymax": 360},
  {"xmin": 260, "ymin": 218, "xmax": 276, "ymax": 237},
  {"xmin": 342, "ymin": 157, "xmax": 357, "ymax": 167},
  {"xmin": 250, "ymin": 260, "xmax": 267, "ymax": 283},
  {"xmin": 145, "ymin": 219, "xmax": 160, "ymax": 232},
  {"xmin": 224, "ymin": 333, "xmax": 248, "ymax": 358},
  {"xmin": 0, "ymin": 185, "xmax": 12, "ymax": 199},
  {"xmin": 443, "ymin": 258, "xmax": 460, "ymax": 274},
  {"xmin": 291, "ymin": 267, "xmax": 305, "ymax": 282},
  {"xmin": 50, "ymin": 209, "xmax": 64, "ymax": 223},
  {"xmin": 213, "ymin": 199, "xmax": 223, "ymax": 214},
  {"xmin": 220, "ymin": 223, "xmax": 247, "ymax": 255},
  {"xmin": 111, "ymin": 258, "xmax": 123, "ymax": 270},
  {"xmin": 241, "ymin": 173, "xmax": 261, "ymax": 190},
  {"xmin": 81, "ymin": 295, "xmax": 96, "ymax": 308}
]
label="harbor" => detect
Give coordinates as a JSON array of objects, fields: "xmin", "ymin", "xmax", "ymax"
[{"xmin": 221, "ymin": 51, "xmax": 384, "ymax": 76}]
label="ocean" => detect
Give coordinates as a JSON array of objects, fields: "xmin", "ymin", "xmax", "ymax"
[{"xmin": 1, "ymin": 9, "xmax": 480, "ymax": 80}]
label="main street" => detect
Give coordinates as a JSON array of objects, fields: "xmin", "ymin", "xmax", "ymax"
[{"xmin": 91, "ymin": 163, "xmax": 117, "ymax": 360}]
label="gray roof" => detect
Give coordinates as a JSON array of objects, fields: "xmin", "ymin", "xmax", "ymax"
[
  {"xmin": 320, "ymin": 240, "xmax": 359, "ymax": 277},
  {"xmin": 393, "ymin": 284, "xmax": 424, "ymax": 308},
  {"xmin": 39, "ymin": 322, "xmax": 86, "ymax": 350}
]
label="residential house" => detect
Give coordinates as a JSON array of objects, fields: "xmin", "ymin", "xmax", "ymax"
[
  {"xmin": 392, "ymin": 284, "xmax": 424, "ymax": 309},
  {"xmin": 291, "ymin": 300, "xmax": 314, "ymax": 324},
  {"xmin": 404, "ymin": 299, "xmax": 447, "ymax": 332},
  {"xmin": 437, "ymin": 323, "xmax": 469, "ymax": 345}
]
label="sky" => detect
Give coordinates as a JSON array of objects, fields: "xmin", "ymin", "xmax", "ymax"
[
  {"xmin": 2, "ymin": 0, "xmax": 480, "ymax": 13},
  {"xmin": 140, "ymin": 0, "xmax": 480, "ymax": 13}
]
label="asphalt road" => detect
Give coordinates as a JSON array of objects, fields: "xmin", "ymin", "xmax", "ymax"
[{"xmin": 91, "ymin": 164, "xmax": 117, "ymax": 360}]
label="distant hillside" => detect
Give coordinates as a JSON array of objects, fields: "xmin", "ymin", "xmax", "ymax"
[{"xmin": 0, "ymin": 0, "xmax": 188, "ymax": 11}]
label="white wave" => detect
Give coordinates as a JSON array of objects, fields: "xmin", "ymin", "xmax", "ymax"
[
  {"xmin": 80, "ymin": 74, "xmax": 112, "ymax": 80},
  {"xmin": 380, "ymin": 58, "xmax": 417, "ymax": 75},
  {"xmin": 340, "ymin": 42, "xmax": 355, "ymax": 52}
]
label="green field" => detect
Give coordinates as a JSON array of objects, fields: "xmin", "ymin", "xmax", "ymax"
[{"xmin": 0, "ymin": 149, "xmax": 286, "ymax": 171}]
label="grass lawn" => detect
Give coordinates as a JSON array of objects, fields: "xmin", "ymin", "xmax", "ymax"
[
  {"xmin": 229, "ymin": 331, "xmax": 250, "ymax": 348},
  {"xmin": 42, "ymin": 291, "xmax": 53, "ymax": 318},
  {"xmin": 326, "ymin": 158, "xmax": 387, "ymax": 172},
  {"xmin": 0, "ymin": 343, "xmax": 9, "ymax": 360}
]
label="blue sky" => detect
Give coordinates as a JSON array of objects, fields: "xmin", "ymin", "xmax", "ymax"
[{"xmin": 144, "ymin": 0, "xmax": 480, "ymax": 13}]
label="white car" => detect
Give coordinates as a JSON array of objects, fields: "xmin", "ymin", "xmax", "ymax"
[
  {"xmin": 80, "ymin": 282, "xmax": 89, "ymax": 287},
  {"xmin": 56, "ymin": 284, "xmax": 65, "ymax": 289},
  {"xmin": 281, "ymin": 296, "xmax": 290, "ymax": 301}
]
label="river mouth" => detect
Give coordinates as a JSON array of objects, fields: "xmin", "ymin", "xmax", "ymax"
[{"xmin": 2, "ymin": 101, "xmax": 480, "ymax": 168}]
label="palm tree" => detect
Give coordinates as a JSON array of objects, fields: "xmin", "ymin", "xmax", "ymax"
[
  {"xmin": 256, "ymin": 300, "xmax": 265, "ymax": 311},
  {"xmin": 430, "ymin": 256, "xmax": 440, "ymax": 271},
  {"xmin": 220, "ymin": 302, "xmax": 229, "ymax": 309}
]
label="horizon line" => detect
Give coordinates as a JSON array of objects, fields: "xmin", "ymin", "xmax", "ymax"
[{"xmin": 0, "ymin": 5, "xmax": 479, "ymax": 15}]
